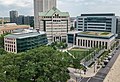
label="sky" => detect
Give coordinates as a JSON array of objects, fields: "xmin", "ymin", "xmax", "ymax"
[{"xmin": 0, "ymin": 0, "xmax": 120, "ymax": 17}]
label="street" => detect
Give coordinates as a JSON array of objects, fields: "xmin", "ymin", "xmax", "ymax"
[{"xmin": 80, "ymin": 46, "xmax": 120, "ymax": 82}]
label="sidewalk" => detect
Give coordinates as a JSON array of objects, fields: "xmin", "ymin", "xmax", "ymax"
[
  {"xmin": 81, "ymin": 63, "xmax": 101, "ymax": 77},
  {"xmin": 103, "ymin": 54, "xmax": 120, "ymax": 82},
  {"xmin": 68, "ymin": 63, "xmax": 101, "ymax": 81}
]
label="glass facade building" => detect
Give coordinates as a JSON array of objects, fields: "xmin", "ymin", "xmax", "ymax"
[
  {"xmin": 76, "ymin": 13, "xmax": 117, "ymax": 34},
  {"xmin": 4, "ymin": 31, "xmax": 48, "ymax": 53}
]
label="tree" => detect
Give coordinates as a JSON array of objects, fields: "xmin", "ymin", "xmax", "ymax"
[
  {"xmin": 0, "ymin": 46, "xmax": 70, "ymax": 82},
  {"xmin": 0, "ymin": 33, "xmax": 10, "ymax": 48}
]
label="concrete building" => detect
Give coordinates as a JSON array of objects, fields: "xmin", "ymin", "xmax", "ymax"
[
  {"xmin": 10, "ymin": 10, "xmax": 18, "ymax": 23},
  {"xmin": 76, "ymin": 13, "xmax": 117, "ymax": 34},
  {"xmin": 0, "ymin": 23, "xmax": 30, "ymax": 34},
  {"xmin": 39, "ymin": 7, "xmax": 70, "ymax": 42},
  {"xmin": 67, "ymin": 31, "xmax": 116, "ymax": 50},
  {"xmin": 34, "ymin": 0, "xmax": 56, "ymax": 29},
  {"xmin": 4, "ymin": 29, "xmax": 48, "ymax": 53}
]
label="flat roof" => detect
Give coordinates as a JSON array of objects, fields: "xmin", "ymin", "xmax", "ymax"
[
  {"xmin": 77, "ymin": 31, "xmax": 115, "ymax": 39},
  {"xmin": 68, "ymin": 31, "xmax": 81, "ymax": 34},
  {"xmin": 5, "ymin": 31, "xmax": 45, "ymax": 39},
  {"xmin": 81, "ymin": 13, "xmax": 115, "ymax": 16},
  {"xmin": 0, "ymin": 25, "xmax": 30, "ymax": 31},
  {"xmin": 79, "ymin": 31, "xmax": 112, "ymax": 36}
]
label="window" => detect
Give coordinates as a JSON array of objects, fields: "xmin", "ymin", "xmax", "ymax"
[
  {"xmin": 88, "ymin": 40, "xmax": 90, "ymax": 47},
  {"xmin": 81, "ymin": 39, "xmax": 82, "ymax": 46},
  {"xmin": 105, "ymin": 42, "xmax": 107, "ymax": 49},
  {"xmin": 83, "ymin": 40, "xmax": 85, "ymax": 46},
  {"xmin": 86, "ymin": 40, "xmax": 87, "ymax": 47},
  {"xmin": 91, "ymin": 41, "xmax": 93, "ymax": 47}
]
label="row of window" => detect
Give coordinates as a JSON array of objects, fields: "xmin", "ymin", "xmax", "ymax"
[
  {"xmin": 5, "ymin": 41, "xmax": 15, "ymax": 44},
  {"xmin": 78, "ymin": 39, "xmax": 108, "ymax": 49},
  {"xmin": 5, "ymin": 44, "xmax": 16, "ymax": 48},
  {"xmin": 5, "ymin": 47, "xmax": 16, "ymax": 52}
]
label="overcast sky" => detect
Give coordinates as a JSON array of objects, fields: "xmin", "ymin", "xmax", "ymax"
[{"xmin": 0, "ymin": 0, "xmax": 120, "ymax": 17}]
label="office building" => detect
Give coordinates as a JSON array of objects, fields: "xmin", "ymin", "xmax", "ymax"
[
  {"xmin": 4, "ymin": 29, "xmax": 48, "ymax": 53},
  {"xmin": 0, "ymin": 23, "xmax": 30, "ymax": 34},
  {"xmin": 67, "ymin": 31, "xmax": 116, "ymax": 50},
  {"xmin": 76, "ymin": 13, "xmax": 117, "ymax": 34},
  {"xmin": 24, "ymin": 16, "xmax": 34, "ymax": 25},
  {"xmin": 39, "ymin": 7, "xmax": 70, "ymax": 42},
  {"xmin": 17, "ymin": 15, "xmax": 24, "ymax": 25},
  {"xmin": 34, "ymin": 0, "xmax": 56, "ymax": 29},
  {"xmin": 10, "ymin": 10, "xmax": 18, "ymax": 23}
]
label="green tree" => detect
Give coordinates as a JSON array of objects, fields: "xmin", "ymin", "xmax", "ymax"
[
  {"xmin": 0, "ymin": 33, "xmax": 10, "ymax": 48},
  {"xmin": 0, "ymin": 46, "xmax": 70, "ymax": 82}
]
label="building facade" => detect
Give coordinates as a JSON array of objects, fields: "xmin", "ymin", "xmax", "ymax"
[
  {"xmin": 10, "ymin": 10, "xmax": 18, "ymax": 23},
  {"xmin": 67, "ymin": 31, "xmax": 116, "ymax": 50},
  {"xmin": 34, "ymin": 0, "xmax": 56, "ymax": 29},
  {"xmin": 24, "ymin": 16, "xmax": 34, "ymax": 25},
  {"xmin": 76, "ymin": 13, "xmax": 117, "ymax": 34},
  {"xmin": 39, "ymin": 7, "xmax": 70, "ymax": 43},
  {"xmin": 17, "ymin": 15, "xmax": 24, "ymax": 25},
  {"xmin": 4, "ymin": 30, "xmax": 48, "ymax": 53}
]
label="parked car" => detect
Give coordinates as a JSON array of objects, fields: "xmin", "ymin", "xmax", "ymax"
[
  {"xmin": 108, "ymin": 56, "xmax": 112, "ymax": 60},
  {"xmin": 103, "ymin": 59, "xmax": 109, "ymax": 65}
]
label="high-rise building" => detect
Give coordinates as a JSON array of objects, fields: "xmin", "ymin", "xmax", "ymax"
[
  {"xmin": 17, "ymin": 15, "xmax": 24, "ymax": 25},
  {"xmin": 39, "ymin": 7, "xmax": 70, "ymax": 43},
  {"xmin": 76, "ymin": 13, "xmax": 117, "ymax": 34},
  {"xmin": 34, "ymin": 0, "xmax": 56, "ymax": 29},
  {"xmin": 24, "ymin": 16, "xmax": 34, "ymax": 25},
  {"xmin": 10, "ymin": 10, "xmax": 18, "ymax": 23}
]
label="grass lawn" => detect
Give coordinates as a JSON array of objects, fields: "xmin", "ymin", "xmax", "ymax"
[{"xmin": 68, "ymin": 48, "xmax": 90, "ymax": 60}]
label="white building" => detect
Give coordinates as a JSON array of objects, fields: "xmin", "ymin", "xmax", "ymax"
[
  {"xmin": 67, "ymin": 31, "xmax": 116, "ymax": 50},
  {"xmin": 39, "ymin": 7, "xmax": 70, "ymax": 43},
  {"xmin": 34, "ymin": 0, "xmax": 56, "ymax": 29}
]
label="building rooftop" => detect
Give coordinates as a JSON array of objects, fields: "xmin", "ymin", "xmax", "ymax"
[
  {"xmin": 0, "ymin": 24, "xmax": 30, "ymax": 31},
  {"xmin": 39, "ymin": 7, "xmax": 69, "ymax": 17},
  {"xmin": 5, "ymin": 30, "xmax": 46, "ymax": 39},
  {"xmin": 77, "ymin": 31, "xmax": 115, "ymax": 39},
  {"xmin": 81, "ymin": 13, "xmax": 115, "ymax": 16},
  {"xmin": 80, "ymin": 31, "xmax": 112, "ymax": 36},
  {"xmin": 68, "ymin": 31, "xmax": 81, "ymax": 34}
]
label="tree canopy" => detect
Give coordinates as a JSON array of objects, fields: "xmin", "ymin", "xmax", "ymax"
[{"xmin": 0, "ymin": 46, "xmax": 71, "ymax": 82}]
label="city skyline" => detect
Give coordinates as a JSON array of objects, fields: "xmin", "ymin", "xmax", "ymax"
[{"xmin": 0, "ymin": 0, "xmax": 120, "ymax": 17}]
